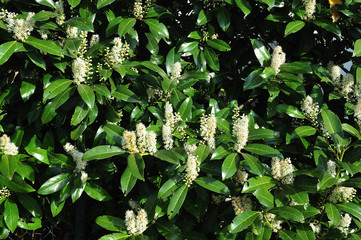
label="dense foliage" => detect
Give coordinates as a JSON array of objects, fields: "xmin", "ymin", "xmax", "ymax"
[{"xmin": 1, "ymin": 0, "xmax": 361, "ymax": 239}]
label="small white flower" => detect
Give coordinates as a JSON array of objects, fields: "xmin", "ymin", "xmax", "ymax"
[
  {"xmin": 55, "ymin": 0, "xmax": 66, "ymax": 25},
  {"xmin": 200, "ymin": 114, "xmax": 217, "ymax": 150},
  {"xmin": 232, "ymin": 114, "xmax": 249, "ymax": 153},
  {"xmin": 328, "ymin": 186, "xmax": 356, "ymax": 203},
  {"xmin": 270, "ymin": 46, "xmax": 286, "ymax": 74},
  {"xmin": 301, "ymin": 95, "xmax": 319, "ymax": 124},
  {"xmin": 133, "ymin": 0, "xmax": 144, "ymax": 19},
  {"xmin": 64, "ymin": 143, "xmax": 86, "ymax": 173},
  {"xmin": 327, "ymin": 62, "xmax": 341, "ymax": 87},
  {"xmin": 105, "ymin": 37, "xmax": 130, "ymax": 67},
  {"xmin": 265, "ymin": 212, "xmax": 283, "ymax": 232},
  {"xmin": 89, "ymin": 34, "xmax": 99, "ymax": 48},
  {"xmin": 303, "ymin": 0, "xmax": 316, "ymax": 20},
  {"xmin": 145, "ymin": 131, "xmax": 157, "ymax": 155},
  {"xmin": 341, "ymin": 73, "xmax": 354, "ymax": 97},
  {"xmin": 338, "ymin": 213, "xmax": 352, "ymax": 236},
  {"xmin": 136, "ymin": 123, "xmax": 147, "ymax": 153},
  {"xmin": 271, "ymin": 157, "xmax": 294, "ymax": 184},
  {"xmin": 171, "ymin": 62, "xmax": 182, "ymax": 84},
  {"xmin": 122, "ymin": 131, "xmax": 138, "ymax": 153},
  {"xmin": 125, "ymin": 210, "xmax": 137, "ymax": 234},
  {"xmin": 135, "ymin": 209, "xmax": 148, "ymax": 234},
  {"xmin": 0, "ymin": 134, "xmax": 18, "ymax": 156},
  {"xmin": 327, "ymin": 160, "xmax": 337, "ymax": 178},
  {"xmin": 72, "ymin": 57, "xmax": 92, "ymax": 85}
]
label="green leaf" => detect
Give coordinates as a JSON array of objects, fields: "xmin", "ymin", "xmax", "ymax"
[
  {"xmin": 0, "ymin": 41, "xmax": 17, "ymax": 65},
  {"xmin": 354, "ymin": 39, "xmax": 361, "ymax": 57},
  {"xmin": 93, "ymin": 84, "xmax": 111, "ymax": 99},
  {"xmin": 67, "ymin": 17, "xmax": 94, "ymax": 32},
  {"xmin": 0, "ymin": 174, "xmax": 35, "ymax": 193},
  {"xmin": 317, "ymin": 172, "xmax": 337, "ymax": 190},
  {"xmin": 178, "ymin": 97, "xmax": 192, "ymax": 121},
  {"xmin": 253, "ymin": 188, "xmax": 274, "ymax": 208},
  {"xmin": 196, "ymin": 145, "xmax": 210, "ymax": 163},
  {"xmin": 248, "ymin": 128, "xmax": 276, "ymax": 141},
  {"xmin": 95, "ymin": 215, "xmax": 125, "ymax": 232},
  {"xmin": 276, "ymin": 104, "xmax": 305, "ymax": 118},
  {"xmin": 178, "ymin": 41, "xmax": 199, "ymax": 53},
  {"xmin": 44, "ymin": 79, "xmax": 73, "ymax": 100},
  {"xmin": 321, "ymin": 109, "xmax": 344, "ymax": 147},
  {"xmin": 0, "ymin": 155, "xmax": 18, "ymax": 180},
  {"xmin": 99, "ymin": 233, "xmax": 130, "ymax": 240},
  {"xmin": 158, "ymin": 176, "xmax": 181, "ymax": 199},
  {"xmin": 4, "ymin": 199, "xmax": 19, "ymax": 233},
  {"xmin": 20, "ymin": 80, "xmax": 36, "ymax": 101},
  {"xmin": 41, "ymin": 102, "xmax": 57, "ymax": 124},
  {"xmin": 230, "ymin": 211, "xmax": 260, "ymax": 233},
  {"xmin": 222, "ymin": 153, "xmax": 240, "ymax": 180},
  {"xmin": 195, "ymin": 177, "xmax": 230, "ymax": 194},
  {"xmin": 296, "ymin": 225, "xmax": 315, "ymax": 240},
  {"xmin": 38, "ymin": 173, "xmax": 72, "ymax": 195},
  {"xmin": 78, "ymin": 84, "xmax": 95, "ymax": 109},
  {"xmin": 155, "ymin": 149, "xmax": 181, "ymax": 164},
  {"xmin": 144, "ymin": 19, "xmax": 169, "ymax": 39},
  {"xmin": 279, "ymin": 62, "xmax": 313, "ymax": 75},
  {"xmin": 71, "ymin": 103, "xmax": 89, "ymax": 126},
  {"xmin": 244, "ymin": 144, "xmax": 281, "ymax": 158},
  {"xmin": 118, "ymin": 18, "xmax": 136, "ymax": 38},
  {"xmin": 244, "ymin": 69, "xmax": 264, "ymax": 90},
  {"xmin": 17, "ymin": 193, "xmax": 42, "ymax": 218},
  {"xmin": 67, "ymin": 0, "xmax": 81, "ymax": 7},
  {"xmin": 241, "ymin": 153, "xmax": 265, "ymax": 176},
  {"xmin": 342, "ymin": 123, "xmax": 361, "ymax": 139},
  {"xmin": 325, "ymin": 203, "xmax": 340, "ymax": 227},
  {"xmin": 113, "ymin": 85, "xmax": 139, "ymax": 103},
  {"xmin": 211, "ymin": 145, "xmax": 230, "ymax": 160},
  {"xmin": 17, "ymin": 217, "xmax": 42, "ymax": 230},
  {"xmin": 341, "ymin": 177, "xmax": 361, "ymax": 188},
  {"xmin": 216, "ymin": 117, "xmax": 231, "ymax": 133},
  {"xmin": 127, "ymin": 153, "xmax": 145, "ymax": 180},
  {"xmin": 217, "ymin": 8, "xmax": 231, "ymax": 31},
  {"xmin": 97, "ymin": 0, "xmax": 116, "ymax": 9},
  {"xmin": 242, "ymin": 176, "xmax": 276, "ymax": 193},
  {"xmin": 120, "ymin": 167, "xmax": 137, "ymax": 196},
  {"xmin": 284, "ymin": 20, "xmax": 305, "ymax": 36},
  {"xmin": 290, "ymin": 126, "xmax": 316, "ymax": 140},
  {"xmin": 83, "ymin": 145, "xmax": 124, "ymax": 161},
  {"xmin": 250, "ymin": 39, "xmax": 271, "ymax": 67},
  {"xmin": 84, "ymin": 182, "xmax": 112, "ymax": 201},
  {"xmin": 312, "ymin": 20, "xmax": 341, "ymax": 37},
  {"xmin": 167, "ymin": 184, "xmax": 188, "ymax": 219},
  {"xmin": 157, "ymin": 219, "xmax": 182, "ymax": 240},
  {"xmin": 283, "ymin": 185, "xmax": 309, "ymax": 205},
  {"xmin": 279, "ymin": 230, "xmax": 297, "ymax": 240},
  {"xmin": 270, "ymin": 206, "xmax": 304, "ymax": 222},
  {"xmin": 336, "ymin": 202, "xmax": 361, "ymax": 221},
  {"xmin": 204, "ymin": 47, "xmax": 220, "ymax": 71},
  {"xmin": 35, "ymin": 0, "xmax": 55, "ymax": 8},
  {"xmin": 24, "ymin": 36, "xmax": 62, "ymax": 56},
  {"xmin": 235, "ymin": 0, "xmax": 252, "ymax": 16},
  {"xmin": 197, "ymin": 9, "xmax": 208, "ymax": 25},
  {"xmin": 207, "ymin": 39, "xmax": 231, "ymax": 52}
]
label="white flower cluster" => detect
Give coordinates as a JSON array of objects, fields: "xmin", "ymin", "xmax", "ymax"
[
  {"xmin": 271, "ymin": 157, "xmax": 294, "ymax": 184},
  {"xmin": 90, "ymin": 34, "xmax": 99, "ymax": 48},
  {"xmin": 55, "ymin": 0, "xmax": 66, "ymax": 25},
  {"xmin": 327, "ymin": 62, "xmax": 341, "ymax": 87},
  {"xmin": 341, "ymin": 73, "xmax": 354, "ymax": 97},
  {"xmin": 327, "ymin": 160, "xmax": 337, "ymax": 178},
  {"xmin": 234, "ymin": 167, "xmax": 248, "ymax": 185},
  {"xmin": 171, "ymin": 62, "xmax": 182, "ymax": 84},
  {"xmin": 67, "ymin": 26, "xmax": 79, "ymax": 38},
  {"xmin": 0, "ymin": 187, "xmax": 11, "ymax": 199},
  {"xmin": 301, "ymin": 95, "xmax": 319, "ymax": 124},
  {"xmin": 231, "ymin": 196, "xmax": 252, "ymax": 215},
  {"xmin": 200, "ymin": 114, "xmax": 217, "ymax": 150},
  {"xmin": 184, "ymin": 144, "xmax": 200, "ymax": 186},
  {"xmin": 133, "ymin": 0, "xmax": 143, "ymax": 19},
  {"xmin": 354, "ymin": 99, "xmax": 361, "ymax": 125},
  {"xmin": 105, "ymin": 37, "xmax": 130, "ymax": 67},
  {"xmin": 72, "ymin": 57, "xmax": 92, "ymax": 85},
  {"xmin": 0, "ymin": 134, "xmax": 18, "ymax": 156},
  {"xmin": 64, "ymin": 143, "xmax": 88, "ymax": 181},
  {"xmin": 162, "ymin": 102, "xmax": 181, "ymax": 150},
  {"xmin": 328, "ymin": 186, "xmax": 356, "ymax": 203},
  {"xmin": 125, "ymin": 208, "xmax": 148, "ymax": 235},
  {"xmin": 270, "ymin": 46, "xmax": 286, "ymax": 75},
  {"xmin": 0, "ymin": 10, "xmax": 35, "ymax": 41},
  {"xmin": 303, "ymin": 0, "xmax": 316, "ymax": 20},
  {"xmin": 232, "ymin": 114, "xmax": 249, "ymax": 153},
  {"xmin": 122, "ymin": 123, "xmax": 157, "ymax": 155},
  {"xmin": 338, "ymin": 213, "xmax": 352, "ymax": 236},
  {"xmin": 309, "ymin": 222, "xmax": 321, "ymax": 235},
  {"xmin": 265, "ymin": 212, "xmax": 283, "ymax": 232}
]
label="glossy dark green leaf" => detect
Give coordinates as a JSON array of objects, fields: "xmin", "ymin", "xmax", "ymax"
[
  {"xmin": 158, "ymin": 176, "xmax": 182, "ymax": 199},
  {"xmin": 197, "ymin": 9, "xmax": 208, "ymax": 25},
  {"xmin": 41, "ymin": 102, "xmax": 57, "ymax": 124},
  {"xmin": 0, "ymin": 155, "xmax": 18, "ymax": 180},
  {"xmin": 20, "ymin": 80, "xmax": 36, "ymax": 101},
  {"xmin": 113, "ymin": 85, "xmax": 139, "ymax": 103},
  {"xmin": 155, "ymin": 149, "xmax": 181, "ymax": 164},
  {"xmin": 312, "ymin": 20, "xmax": 341, "ymax": 37},
  {"xmin": 354, "ymin": 39, "xmax": 361, "ymax": 57},
  {"xmin": 83, "ymin": 145, "xmax": 124, "ymax": 161},
  {"xmin": 95, "ymin": 215, "xmax": 125, "ymax": 232},
  {"xmin": 67, "ymin": 0, "xmax": 80, "ymax": 7},
  {"xmin": 0, "ymin": 174, "xmax": 35, "ymax": 193},
  {"xmin": 127, "ymin": 153, "xmax": 145, "ymax": 180},
  {"xmin": 167, "ymin": 184, "xmax": 188, "ymax": 219},
  {"xmin": 97, "ymin": 0, "xmax": 116, "ymax": 9},
  {"xmin": 270, "ymin": 206, "xmax": 304, "ymax": 222},
  {"xmin": 17, "ymin": 217, "xmax": 42, "ymax": 230},
  {"xmin": 67, "ymin": 17, "xmax": 94, "ymax": 32},
  {"xmin": 204, "ymin": 47, "xmax": 220, "ymax": 71},
  {"xmin": 157, "ymin": 219, "xmax": 182, "ymax": 240},
  {"xmin": 178, "ymin": 41, "xmax": 199, "ymax": 53},
  {"xmin": 336, "ymin": 202, "xmax": 361, "ymax": 221},
  {"xmin": 284, "ymin": 20, "xmax": 305, "ymax": 36},
  {"xmin": 317, "ymin": 172, "xmax": 337, "ymax": 190},
  {"xmin": 230, "ymin": 211, "xmax": 260, "ymax": 233},
  {"xmin": 38, "ymin": 173, "xmax": 72, "ymax": 195},
  {"xmin": 321, "ymin": 109, "xmax": 344, "ymax": 147},
  {"xmin": 325, "ymin": 203, "xmax": 340, "ymax": 227},
  {"xmin": 197, "ymin": 145, "xmax": 210, "ymax": 163},
  {"xmin": 211, "ymin": 145, "xmax": 230, "ymax": 160},
  {"xmin": 84, "ymin": 182, "xmax": 112, "ymax": 201},
  {"xmin": 244, "ymin": 144, "xmax": 281, "ymax": 158},
  {"xmin": 118, "ymin": 18, "xmax": 136, "ymax": 38},
  {"xmin": 241, "ymin": 153, "xmax": 265, "ymax": 176},
  {"xmin": 144, "ymin": 19, "xmax": 169, "ymax": 39},
  {"xmin": 71, "ymin": 103, "xmax": 88, "ymax": 126},
  {"xmin": 4, "ymin": 199, "xmax": 19, "ymax": 233},
  {"xmin": 99, "ymin": 233, "xmax": 129, "ymax": 240},
  {"xmin": 244, "ymin": 69, "xmax": 264, "ymax": 90},
  {"xmin": 121, "ymin": 167, "xmax": 137, "ymax": 196},
  {"xmin": 207, "ymin": 39, "xmax": 231, "ymax": 52},
  {"xmin": 78, "ymin": 84, "xmax": 95, "ymax": 109},
  {"xmin": 0, "ymin": 41, "xmax": 17, "ymax": 65},
  {"xmin": 17, "ymin": 193, "xmax": 42, "ymax": 218},
  {"xmin": 35, "ymin": 0, "xmax": 55, "ymax": 8},
  {"xmin": 279, "ymin": 230, "xmax": 297, "ymax": 240},
  {"xmin": 235, "ymin": 0, "xmax": 252, "ymax": 16},
  {"xmin": 24, "ymin": 36, "xmax": 63, "ymax": 56},
  {"xmin": 216, "ymin": 117, "xmax": 231, "ymax": 133},
  {"xmin": 222, "ymin": 153, "xmax": 240, "ymax": 180},
  {"xmin": 253, "ymin": 188, "xmax": 274, "ymax": 208},
  {"xmin": 217, "ymin": 8, "xmax": 231, "ymax": 31},
  {"xmin": 276, "ymin": 104, "xmax": 305, "ymax": 118},
  {"xmin": 242, "ymin": 176, "xmax": 276, "ymax": 193},
  {"xmin": 251, "ymin": 39, "xmax": 270, "ymax": 67},
  {"xmin": 195, "ymin": 177, "xmax": 230, "ymax": 194},
  {"xmin": 290, "ymin": 126, "xmax": 316, "ymax": 140},
  {"xmin": 178, "ymin": 97, "xmax": 192, "ymax": 121},
  {"xmin": 44, "ymin": 79, "xmax": 73, "ymax": 100},
  {"xmin": 279, "ymin": 62, "xmax": 313, "ymax": 75}
]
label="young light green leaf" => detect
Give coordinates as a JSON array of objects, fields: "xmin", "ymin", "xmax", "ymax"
[
  {"xmin": 0, "ymin": 41, "xmax": 17, "ymax": 65},
  {"xmin": 118, "ymin": 18, "xmax": 136, "ymax": 37},
  {"xmin": 197, "ymin": 9, "xmax": 208, "ymax": 25},
  {"xmin": 4, "ymin": 199, "xmax": 19, "ymax": 233},
  {"xmin": 222, "ymin": 153, "xmax": 240, "ymax": 180},
  {"xmin": 354, "ymin": 39, "xmax": 361, "ymax": 57}
]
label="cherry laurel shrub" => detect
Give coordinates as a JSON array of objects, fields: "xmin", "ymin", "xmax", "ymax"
[{"xmin": 0, "ymin": 0, "xmax": 361, "ymax": 239}]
